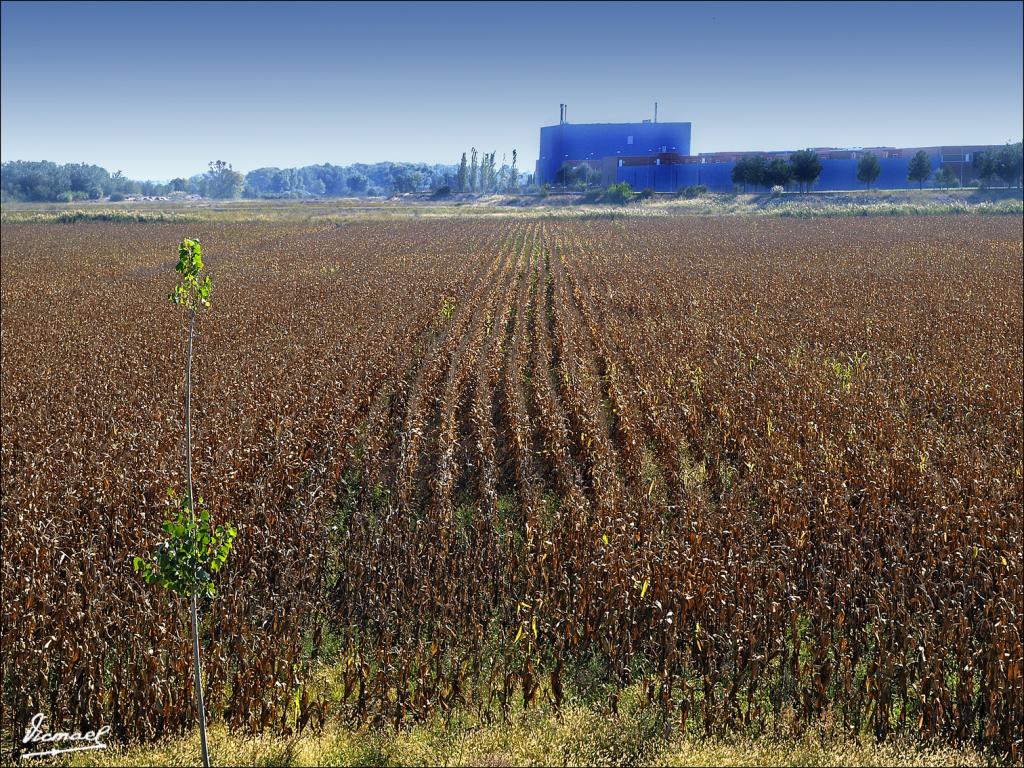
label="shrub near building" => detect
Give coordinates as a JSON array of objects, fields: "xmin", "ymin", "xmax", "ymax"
[{"xmin": 604, "ymin": 182, "xmax": 635, "ymax": 204}]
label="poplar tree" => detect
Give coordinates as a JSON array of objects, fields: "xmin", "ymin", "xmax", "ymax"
[
  {"xmin": 457, "ymin": 153, "xmax": 468, "ymax": 193},
  {"xmin": 482, "ymin": 152, "xmax": 496, "ymax": 192},
  {"xmin": 135, "ymin": 239, "xmax": 236, "ymax": 768}
]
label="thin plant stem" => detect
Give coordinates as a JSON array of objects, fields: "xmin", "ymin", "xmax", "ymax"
[{"xmin": 185, "ymin": 310, "xmax": 211, "ymax": 768}]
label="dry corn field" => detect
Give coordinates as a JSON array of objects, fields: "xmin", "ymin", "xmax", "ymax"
[{"xmin": 1, "ymin": 215, "xmax": 1022, "ymax": 759}]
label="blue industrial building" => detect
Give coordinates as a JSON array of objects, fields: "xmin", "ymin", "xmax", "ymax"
[
  {"xmin": 536, "ymin": 107, "xmax": 1000, "ymax": 192},
  {"xmin": 537, "ymin": 106, "xmax": 691, "ymax": 185},
  {"xmin": 613, "ymin": 154, "xmax": 949, "ymax": 193}
]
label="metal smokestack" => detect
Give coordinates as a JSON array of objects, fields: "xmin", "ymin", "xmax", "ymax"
[{"xmin": 654, "ymin": 101, "xmax": 658, "ymax": 123}]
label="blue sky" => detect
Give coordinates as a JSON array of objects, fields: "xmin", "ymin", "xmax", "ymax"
[{"xmin": 2, "ymin": 1, "xmax": 1021, "ymax": 180}]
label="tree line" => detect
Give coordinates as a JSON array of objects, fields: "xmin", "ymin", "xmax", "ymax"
[
  {"xmin": 241, "ymin": 161, "xmax": 457, "ymax": 198},
  {"xmin": 0, "ymin": 159, "xmax": 245, "ymax": 202},
  {"xmin": 453, "ymin": 148, "xmax": 521, "ymax": 194},
  {"xmin": 1, "ymin": 159, "xmax": 463, "ymax": 203},
  {"xmin": 4, "ymin": 143, "xmax": 1018, "ymax": 203},
  {"xmin": 730, "ymin": 142, "xmax": 1022, "ymax": 192},
  {"xmin": 731, "ymin": 149, "xmax": 863, "ymax": 192},
  {"xmin": 1, "ymin": 160, "xmax": 158, "ymax": 202},
  {"xmin": 965, "ymin": 142, "xmax": 1023, "ymax": 188}
]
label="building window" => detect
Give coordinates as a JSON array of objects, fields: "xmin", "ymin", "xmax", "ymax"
[
  {"xmin": 626, "ymin": 135, "xmax": 634, "ymax": 145},
  {"xmin": 618, "ymin": 159, "xmax": 623, "ymax": 167}
]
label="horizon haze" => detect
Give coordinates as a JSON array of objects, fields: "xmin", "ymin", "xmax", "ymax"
[{"xmin": 2, "ymin": 0, "xmax": 1022, "ymax": 180}]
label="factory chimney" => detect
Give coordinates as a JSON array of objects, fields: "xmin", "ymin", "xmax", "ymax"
[{"xmin": 654, "ymin": 101, "xmax": 658, "ymax": 123}]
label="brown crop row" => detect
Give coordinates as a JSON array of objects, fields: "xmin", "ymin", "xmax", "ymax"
[{"xmin": 1, "ymin": 216, "xmax": 1021, "ymax": 758}]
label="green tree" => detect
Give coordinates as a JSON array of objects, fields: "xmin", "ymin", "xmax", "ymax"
[
  {"xmin": 1, "ymin": 160, "xmax": 63, "ymax": 201},
  {"xmin": 974, "ymin": 152, "xmax": 996, "ymax": 187},
  {"xmin": 556, "ymin": 162, "xmax": 599, "ymax": 188},
  {"xmin": 763, "ymin": 158, "xmax": 792, "ymax": 188},
  {"xmin": 134, "ymin": 239, "xmax": 236, "ymax": 768},
  {"xmin": 508, "ymin": 149, "xmax": 519, "ymax": 191},
  {"xmin": 935, "ymin": 166, "xmax": 959, "ymax": 188},
  {"xmin": 731, "ymin": 158, "xmax": 749, "ymax": 191},
  {"xmin": 469, "ymin": 148, "xmax": 478, "ymax": 192},
  {"xmin": 747, "ymin": 155, "xmax": 767, "ymax": 190},
  {"xmin": 478, "ymin": 151, "xmax": 491, "ymax": 192},
  {"xmin": 993, "ymin": 141, "xmax": 1023, "ymax": 188},
  {"xmin": 731, "ymin": 156, "xmax": 766, "ymax": 191},
  {"xmin": 907, "ymin": 150, "xmax": 932, "ymax": 188},
  {"xmin": 66, "ymin": 163, "xmax": 108, "ymax": 199},
  {"xmin": 457, "ymin": 152, "xmax": 468, "ymax": 192},
  {"xmin": 204, "ymin": 160, "xmax": 244, "ymax": 199},
  {"xmin": 390, "ymin": 166, "xmax": 423, "ymax": 193},
  {"xmin": 496, "ymin": 153, "xmax": 508, "ymax": 192},
  {"xmin": 856, "ymin": 151, "xmax": 881, "ymax": 190},
  {"xmin": 347, "ymin": 173, "xmax": 368, "ymax": 194},
  {"xmin": 484, "ymin": 151, "xmax": 497, "ymax": 192},
  {"xmin": 789, "ymin": 150, "xmax": 822, "ymax": 193},
  {"xmin": 109, "ymin": 169, "xmax": 132, "ymax": 196}
]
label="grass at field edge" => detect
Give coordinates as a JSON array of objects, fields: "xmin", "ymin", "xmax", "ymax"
[
  {"xmin": 2, "ymin": 192, "xmax": 1021, "ymax": 224},
  {"xmin": 24, "ymin": 691, "xmax": 996, "ymax": 767}
]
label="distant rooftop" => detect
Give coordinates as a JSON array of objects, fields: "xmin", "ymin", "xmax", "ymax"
[{"xmin": 542, "ymin": 121, "xmax": 691, "ymax": 128}]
